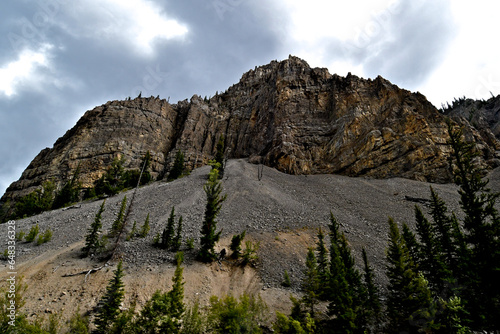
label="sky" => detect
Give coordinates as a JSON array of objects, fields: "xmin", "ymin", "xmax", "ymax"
[{"xmin": 1, "ymin": 0, "xmax": 499, "ymax": 196}]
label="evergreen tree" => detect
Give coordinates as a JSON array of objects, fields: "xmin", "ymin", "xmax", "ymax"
[
  {"xmin": 110, "ymin": 196, "xmax": 127, "ymax": 237},
  {"xmin": 214, "ymin": 134, "xmax": 225, "ymax": 178},
  {"xmin": 139, "ymin": 213, "xmax": 150, "ymax": 238},
  {"xmin": 94, "ymin": 261, "xmax": 125, "ymax": 334},
  {"xmin": 401, "ymin": 223, "xmax": 420, "ymax": 267},
  {"xmin": 385, "ymin": 218, "xmax": 435, "ymax": 333},
  {"xmin": 327, "ymin": 213, "xmax": 367, "ymax": 332},
  {"xmin": 361, "ymin": 248, "xmax": 381, "ymax": 330},
  {"xmin": 12, "ymin": 180, "xmax": 55, "ymax": 219},
  {"xmin": 134, "ymin": 253, "xmax": 185, "ymax": 333},
  {"xmin": 414, "ymin": 205, "xmax": 450, "ymax": 294},
  {"xmin": 446, "ymin": 120, "xmax": 500, "ymax": 330},
  {"xmin": 94, "ymin": 157, "xmax": 126, "ymax": 196},
  {"xmin": 140, "ymin": 150, "xmax": 152, "ymax": 185},
  {"xmin": 328, "ymin": 233, "xmax": 355, "ymax": 333},
  {"xmin": 171, "ymin": 216, "xmax": 183, "ymax": 251},
  {"xmin": 53, "ymin": 164, "xmax": 82, "ymax": 209},
  {"xmin": 282, "ymin": 270, "xmax": 291, "ymax": 288},
  {"xmin": 315, "ymin": 227, "xmax": 329, "ymax": 299},
  {"xmin": 168, "ymin": 149, "xmax": 185, "ymax": 181},
  {"xmin": 82, "ymin": 200, "xmax": 106, "ymax": 257},
  {"xmin": 162, "ymin": 207, "xmax": 176, "ymax": 249},
  {"xmin": 429, "ymin": 187, "xmax": 456, "ymax": 269},
  {"xmin": 198, "ymin": 168, "xmax": 226, "ymax": 262},
  {"xmin": 230, "ymin": 231, "xmax": 246, "ymax": 258},
  {"xmin": 302, "ymin": 247, "xmax": 319, "ymax": 316},
  {"xmin": 126, "ymin": 221, "xmax": 137, "ymax": 241},
  {"xmin": 168, "ymin": 252, "xmax": 185, "ymax": 320}
]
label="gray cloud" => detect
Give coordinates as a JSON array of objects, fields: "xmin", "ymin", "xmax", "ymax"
[
  {"xmin": 326, "ymin": 0, "xmax": 456, "ymax": 89},
  {"xmin": 363, "ymin": 0, "xmax": 456, "ymax": 88},
  {"xmin": 0, "ymin": 0, "xmax": 282, "ymax": 195}
]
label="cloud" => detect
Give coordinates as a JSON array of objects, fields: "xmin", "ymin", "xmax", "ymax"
[
  {"xmin": 0, "ymin": 44, "xmax": 52, "ymax": 97},
  {"xmin": 56, "ymin": 0, "xmax": 188, "ymax": 56},
  {"xmin": 274, "ymin": 0, "xmax": 456, "ymax": 92}
]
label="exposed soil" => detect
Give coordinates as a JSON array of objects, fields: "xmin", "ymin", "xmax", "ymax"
[{"xmin": 3, "ymin": 159, "xmax": 496, "ymax": 329}]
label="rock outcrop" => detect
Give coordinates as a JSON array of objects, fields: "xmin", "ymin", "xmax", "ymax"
[{"xmin": 2, "ymin": 56, "xmax": 499, "ymax": 202}]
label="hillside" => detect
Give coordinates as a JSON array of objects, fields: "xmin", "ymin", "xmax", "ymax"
[{"xmin": 3, "ymin": 158, "xmax": 490, "ymax": 328}]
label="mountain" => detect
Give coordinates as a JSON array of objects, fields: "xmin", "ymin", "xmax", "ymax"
[{"xmin": 2, "ymin": 55, "xmax": 499, "ymax": 203}]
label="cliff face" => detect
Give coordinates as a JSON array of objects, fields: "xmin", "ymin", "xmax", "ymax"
[{"xmin": 3, "ymin": 56, "xmax": 499, "ymax": 202}]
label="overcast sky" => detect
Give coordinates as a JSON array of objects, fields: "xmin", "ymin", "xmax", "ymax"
[{"xmin": 1, "ymin": 0, "xmax": 499, "ymax": 196}]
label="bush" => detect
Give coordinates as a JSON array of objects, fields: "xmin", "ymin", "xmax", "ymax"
[
  {"xmin": 25, "ymin": 224, "xmax": 39, "ymax": 243},
  {"xmin": 241, "ymin": 240, "xmax": 260, "ymax": 266},
  {"xmin": 186, "ymin": 238, "xmax": 195, "ymax": 250},
  {"xmin": 36, "ymin": 229, "xmax": 52, "ymax": 245},
  {"xmin": 207, "ymin": 293, "xmax": 268, "ymax": 334},
  {"xmin": 230, "ymin": 231, "xmax": 246, "ymax": 258},
  {"xmin": 183, "ymin": 301, "xmax": 206, "ymax": 334},
  {"xmin": 67, "ymin": 308, "xmax": 89, "ymax": 334},
  {"xmin": 282, "ymin": 270, "xmax": 291, "ymax": 288},
  {"xmin": 15, "ymin": 230, "xmax": 25, "ymax": 241},
  {"xmin": 12, "ymin": 181, "xmax": 55, "ymax": 219},
  {"xmin": 139, "ymin": 213, "xmax": 150, "ymax": 238}
]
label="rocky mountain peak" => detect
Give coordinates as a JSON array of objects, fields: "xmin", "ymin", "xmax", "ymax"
[{"xmin": 2, "ymin": 56, "xmax": 499, "ymax": 204}]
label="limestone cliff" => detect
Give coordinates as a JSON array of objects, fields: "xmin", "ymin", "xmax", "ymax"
[{"xmin": 2, "ymin": 56, "xmax": 499, "ymax": 202}]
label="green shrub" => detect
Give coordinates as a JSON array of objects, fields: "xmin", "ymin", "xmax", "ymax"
[
  {"xmin": 241, "ymin": 240, "xmax": 260, "ymax": 266},
  {"xmin": 67, "ymin": 307, "xmax": 89, "ymax": 334},
  {"xmin": 207, "ymin": 293, "xmax": 268, "ymax": 334},
  {"xmin": 282, "ymin": 270, "xmax": 291, "ymax": 287},
  {"xmin": 25, "ymin": 224, "xmax": 39, "ymax": 242},
  {"xmin": 153, "ymin": 233, "xmax": 161, "ymax": 246},
  {"xmin": 126, "ymin": 221, "xmax": 138, "ymax": 241},
  {"xmin": 139, "ymin": 213, "xmax": 150, "ymax": 238},
  {"xmin": 36, "ymin": 229, "xmax": 53, "ymax": 245},
  {"xmin": 183, "ymin": 301, "xmax": 206, "ymax": 334},
  {"xmin": 186, "ymin": 238, "xmax": 195, "ymax": 250},
  {"xmin": 230, "ymin": 231, "xmax": 246, "ymax": 258},
  {"xmin": 15, "ymin": 230, "xmax": 25, "ymax": 241}
]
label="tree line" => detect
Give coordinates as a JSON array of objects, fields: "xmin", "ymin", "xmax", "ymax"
[{"xmin": 1, "ymin": 149, "xmax": 191, "ymax": 222}]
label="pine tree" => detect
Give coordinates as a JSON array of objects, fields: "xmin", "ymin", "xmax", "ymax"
[
  {"xmin": 327, "ymin": 213, "xmax": 367, "ymax": 332},
  {"xmin": 315, "ymin": 227, "xmax": 329, "ymax": 299},
  {"xmin": 171, "ymin": 216, "xmax": 183, "ymax": 251},
  {"xmin": 94, "ymin": 261, "xmax": 125, "ymax": 334},
  {"xmin": 198, "ymin": 168, "xmax": 226, "ymax": 262},
  {"xmin": 302, "ymin": 247, "xmax": 319, "ymax": 316},
  {"xmin": 82, "ymin": 200, "xmax": 105, "ymax": 257},
  {"xmin": 134, "ymin": 253, "xmax": 185, "ymax": 333},
  {"xmin": 53, "ymin": 164, "xmax": 82, "ymax": 209},
  {"xmin": 214, "ymin": 134, "xmax": 225, "ymax": 178},
  {"xmin": 126, "ymin": 221, "xmax": 137, "ymax": 241},
  {"xmin": 230, "ymin": 231, "xmax": 246, "ymax": 258},
  {"xmin": 361, "ymin": 248, "xmax": 381, "ymax": 330},
  {"xmin": 401, "ymin": 223, "xmax": 420, "ymax": 267},
  {"xmin": 139, "ymin": 150, "xmax": 152, "ymax": 185},
  {"xmin": 162, "ymin": 207, "xmax": 176, "ymax": 249},
  {"xmin": 168, "ymin": 252, "xmax": 185, "ymax": 320},
  {"xmin": 446, "ymin": 120, "xmax": 500, "ymax": 330},
  {"xmin": 95, "ymin": 157, "xmax": 126, "ymax": 196},
  {"xmin": 168, "ymin": 149, "xmax": 185, "ymax": 181},
  {"xmin": 328, "ymin": 234, "xmax": 355, "ymax": 333},
  {"xmin": 429, "ymin": 187, "xmax": 456, "ymax": 269},
  {"xmin": 414, "ymin": 205, "xmax": 450, "ymax": 294},
  {"xmin": 110, "ymin": 196, "xmax": 127, "ymax": 237},
  {"xmin": 385, "ymin": 218, "xmax": 435, "ymax": 333},
  {"xmin": 139, "ymin": 213, "xmax": 150, "ymax": 238}
]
